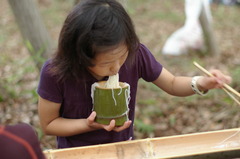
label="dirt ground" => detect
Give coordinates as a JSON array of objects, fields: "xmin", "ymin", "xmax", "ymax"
[
  {"xmin": 132, "ymin": 0, "xmax": 240, "ymax": 139},
  {"xmin": 0, "ymin": 0, "xmax": 239, "ymax": 149}
]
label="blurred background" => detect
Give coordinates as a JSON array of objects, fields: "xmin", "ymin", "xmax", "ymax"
[{"xmin": 0, "ymin": 0, "xmax": 239, "ymax": 149}]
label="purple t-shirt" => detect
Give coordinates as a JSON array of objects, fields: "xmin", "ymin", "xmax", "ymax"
[
  {"xmin": 0, "ymin": 123, "xmax": 45, "ymax": 159},
  {"xmin": 37, "ymin": 44, "xmax": 162, "ymax": 148}
]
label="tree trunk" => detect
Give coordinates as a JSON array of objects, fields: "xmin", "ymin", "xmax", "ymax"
[
  {"xmin": 8, "ymin": 0, "xmax": 53, "ymax": 70},
  {"xmin": 199, "ymin": 3, "xmax": 219, "ymax": 56}
]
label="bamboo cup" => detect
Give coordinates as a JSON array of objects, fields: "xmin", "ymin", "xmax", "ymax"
[{"xmin": 92, "ymin": 81, "xmax": 130, "ymax": 126}]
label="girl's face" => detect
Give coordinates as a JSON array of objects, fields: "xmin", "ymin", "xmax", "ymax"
[{"xmin": 88, "ymin": 43, "xmax": 128, "ymax": 80}]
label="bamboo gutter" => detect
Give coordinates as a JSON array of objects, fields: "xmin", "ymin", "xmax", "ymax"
[{"xmin": 44, "ymin": 128, "xmax": 240, "ymax": 159}]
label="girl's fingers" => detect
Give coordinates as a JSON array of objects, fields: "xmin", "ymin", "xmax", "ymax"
[
  {"xmin": 223, "ymin": 76, "xmax": 232, "ymax": 84},
  {"xmin": 87, "ymin": 110, "xmax": 132, "ymax": 132},
  {"xmin": 87, "ymin": 113, "xmax": 116, "ymax": 131},
  {"xmin": 87, "ymin": 112, "xmax": 100, "ymax": 130},
  {"xmin": 113, "ymin": 120, "xmax": 132, "ymax": 132},
  {"xmin": 87, "ymin": 113, "xmax": 131, "ymax": 132},
  {"xmin": 210, "ymin": 70, "xmax": 232, "ymax": 84},
  {"xmin": 104, "ymin": 120, "xmax": 116, "ymax": 131},
  {"xmin": 87, "ymin": 111, "xmax": 96, "ymax": 124}
]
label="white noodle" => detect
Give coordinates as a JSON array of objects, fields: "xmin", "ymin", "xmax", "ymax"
[
  {"xmin": 91, "ymin": 82, "xmax": 99, "ymax": 110},
  {"xmin": 118, "ymin": 87, "xmax": 122, "ymax": 95},
  {"xmin": 105, "ymin": 73, "xmax": 120, "ymax": 106},
  {"xmin": 124, "ymin": 83, "xmax": 131, "ymax": 106},
  {"xmin": 105, "ymin": 73, "xmax": 120, "ymax": 88},
  {"xmin": 111, "ymin": 88, "xmax": 117, "ymax": 106}
]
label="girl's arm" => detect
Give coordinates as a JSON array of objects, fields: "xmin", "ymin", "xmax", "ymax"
[
  {"xmin": 152, "ymin": 67, "xmax": 231, "ymax": 97},
  {"xmin": 38, "ymin": 96, "xmax": 131, "ymax": 137}
]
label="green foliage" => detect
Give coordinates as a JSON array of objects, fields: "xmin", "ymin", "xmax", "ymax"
[
  {"xmin": 134, "ymin": 119, "xmax": 154, "ymax": 135},
  {"xmin": 0, "ymin": 34, "xmax": 6, "ymax": 44},
  {"xmin": 138, "ymin": 79, "xmax": 160, "ymax": 92},
  {"xmin": 219, "ymin": 66, "xmax": 240, "ymax": 106},
  {"xmin": 126, "ymin": 0, "xmax": 146, "ymax": 14},
  {"xmin": 213, "ymin": 5, "xmax": 240, "ymax": 26},
  {"xmin": 138, "ymin": 98, "xmax": 157, "ymax": 105},
  {"xmin": 25, "ymin": 40, "xmax": 46, "ymax": 65},
  {"xmin": 169, "ymin": 114, "xmax": 176, "ymax": 127},
  {"xmin": 0, "ymin": 95, "xmax": 3, "ymax": 102},
  {"xmin": 231, "ymin": 67, "xmax": 240, "ymax": 87},
  {"xmin": 35, "ymin": 127, "xmax": 44, "ymax": 141},
  {"xmin": 0, "ymin": 40, "xmax": 43, "ymax": 103},
  {"xmin": 223, "ymin": 95, "xmax": 234, "ymax": 105}
]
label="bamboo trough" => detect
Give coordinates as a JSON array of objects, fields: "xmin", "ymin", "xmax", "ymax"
[{"xmin": 44, "ymin": 128, "xmax": 240, "ymax": 159}]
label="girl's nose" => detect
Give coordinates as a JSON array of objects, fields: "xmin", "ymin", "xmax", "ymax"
[{"xmin": 110, "ymin": 62, "xmax": 120, "ymax": 74}]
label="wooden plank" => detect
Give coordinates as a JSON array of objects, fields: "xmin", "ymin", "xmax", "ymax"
[
  {"xmin": 151, "ymin": 128, "xmax": 240, "ymax": 158},
  {"xmin": 44, "ymin": 139, "xmax": 149, "ymax": 159},
  {"xmin": 44, "ymin": 128, "xmax": 240, "ymax": 159}
]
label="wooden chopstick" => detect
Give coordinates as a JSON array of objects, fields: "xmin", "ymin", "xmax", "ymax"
[
  {"xmin": 222, "ymin": 88, "xmax": 240, "ymax": 105},
  {"xmin": 193, "ymin": 61, "xmax": 240, "ymax": 105}
]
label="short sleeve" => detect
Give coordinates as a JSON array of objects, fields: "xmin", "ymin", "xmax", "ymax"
[
  {"xmin": 137, "ymin": 44, "xmax": 163, "ymax": 82},
  {"xmin": 37, "ymin": 61, "xmax": 63, "ymax": 103}
]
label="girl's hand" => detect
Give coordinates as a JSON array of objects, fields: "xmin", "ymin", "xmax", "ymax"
[
  {"xmin": 197, "ymin": 69, "xmax": 232, "ymax": 91},
  {"xmin": 86, "ymin": 111, "xmax": 132, "ymax": 132}
]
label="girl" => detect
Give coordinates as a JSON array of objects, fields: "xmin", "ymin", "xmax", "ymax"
[{"xmin": 37, "ymin": 0, "xmax": 231, "ymax": 148}]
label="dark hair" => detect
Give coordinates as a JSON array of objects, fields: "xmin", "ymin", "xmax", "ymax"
[{"xmin": 50, "ymin": 0, "xmax": 139, "ymax": 81}]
